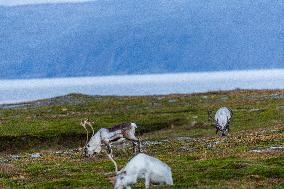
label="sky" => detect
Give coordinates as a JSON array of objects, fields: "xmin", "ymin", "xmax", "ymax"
[{"xmin": 0, "ymin": 0, "xmax": 94, "ymax": 6}]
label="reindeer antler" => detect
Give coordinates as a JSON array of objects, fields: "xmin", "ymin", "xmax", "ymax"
[
  {"xmin": 80, "ymin": 119, "xmax": 89, "ymax": 148},
  {"xmin": 106, "ymin": 152, "xmax": 118, "ymax": 173},
  {"xmin": 84, "ymin": 118, "xmax": 95, "ymax": 136}
]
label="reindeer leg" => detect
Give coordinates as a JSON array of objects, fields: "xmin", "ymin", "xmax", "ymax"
[
  {"xmin": 216, "ymin": 129, "xmax": 218, "ymax": 134},
  {"xmin": 126, "ymin": 134, "xmax": 141, "ymax": 154},
  {"xmin": 103, "ymin": 141, "xmax": 112, "ymax": 155},
  {"xmin": 108, "ymin": 144, "xmax": 113, "ymax": 155},
  {"xmin": 137, "ymin": 138, "xmax": 141, "ymax": 153},
  {"xmin": 132, "ymin": 141, "xmax": 136, "ymax": 154},
  {"xmin": 133, "ymin": 138, "xmax": 141, "ymax": 154},
  {"xmin": 227, "ymin": 125, "xmax": 230, "ymax": 136},
  {"xmin": 145, "ymin": 173, "xmax": 150, "ymax": 189},
  {"xmin": 131, "ymin": 138, "xmax": 141, "ymax": 153}
]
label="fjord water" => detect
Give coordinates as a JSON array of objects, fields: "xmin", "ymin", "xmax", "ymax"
[{"xmin": 0, "ymin": 69, "xmax": 283, "ymax": 104}]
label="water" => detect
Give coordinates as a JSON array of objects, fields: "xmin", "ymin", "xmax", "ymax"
[{"xmin": 0, "ymin": 69, "xmax": 283, "ymax": 104}]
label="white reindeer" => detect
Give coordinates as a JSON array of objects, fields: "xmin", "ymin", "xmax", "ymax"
[
  {"xmin": 114, "ymin": 153, "xmax": 173, "ymax": 189},
  {"xmin": 80, "ymin": 119, "xmax": 141, "ymax": 158},
  {"xmin": 208, "ymin": 107, "xmax": 233, "ymax": 136}
]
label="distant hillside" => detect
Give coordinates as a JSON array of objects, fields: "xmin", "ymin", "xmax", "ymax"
[{"xmin": 0, "ymin": 0, "xmax": 283, "ymax": 79}]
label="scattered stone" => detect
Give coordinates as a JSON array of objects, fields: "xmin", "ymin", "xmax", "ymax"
[
  {"xmin": 180, "ymin": 146, "xmax": 195, "ymax": 152},
  {"xmin": 273, "ymin": 138, "xmax": 283, "ymax": 142},
  {"xmin": 270, "ymin": 94, "xmax": 284, "ymax": 99},
  {"xmin": 251, "ymin": 149, "xmax": 263, "ymax": 153},
  {"xmin": 207, "ymin": 140, "xmax": 223, "ymax": 148},
  {"xmin": 270, "ymin": 146, "xmax": 284, "ymax": 150},
  {"xmin": 0, "ymin": 159, "xmax": 9, "ymax": 163},
  {"xmin": 142, "ymin": 140, "xmax": 168, "ymax": 146},
  {"xmin": 10, "ymin": 155, "xmax": 21, "ymax": 160},
  {"xmin": 150, "ymin": 102, "xmax": 161, "ymax": 107},
  {"xmin": 220, "ymin": 97, "xmax": 229, "ymax": 101},
  {"xmin": 31, "ymin": 153, "xmax": 41, "ymax": 158},
  {"xmin": 276, "ymin": 105, "xmax": 284, "ymax": 109},
  {"xmin": 176, "ymin": 136, "xmax": 193, "ymax": 141},
  {"xmin": 53, "ymin": 148, "xmax": 81, "ymax": 156},
  {"xmin": 168, "ymin": 99, "xmax": 176, "ymax": 103},
  {"xmin": 157, "ymin": 97, "xmax": 165, "ymax": 100},
  {"xmin": 249, "ymin": 108, "xmax": 266, "ymax": 112},
  {"xmin": 251, "ymin": 146, "xmax": 284, "ymax": 153}
]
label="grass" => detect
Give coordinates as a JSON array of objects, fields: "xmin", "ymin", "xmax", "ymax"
[{"xmin": 0, "ymin": 89, "xmax": 283, "ymax": 188}]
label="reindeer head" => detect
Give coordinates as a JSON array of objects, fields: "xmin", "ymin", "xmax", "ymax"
[
  {"xmin": 208, "ymin": 110, "xmax": 218, "ymax": 127},
  {"xmin": 114, "ymin": 170, "xmax": 129, "ymax": 189},
  {"xmin": 84, "ymin": 131, "xmax": 102, "ymax": 157},
  {"xmin": 215, "ymin": 116, "xmax": 230, "ymax": 132},
  {"xmin": 80, "ymin": 118, "xmax": 101, "ymax": 157}
]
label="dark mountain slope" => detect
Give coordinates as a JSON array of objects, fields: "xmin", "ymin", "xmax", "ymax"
[{"xmin": 0, "ymin": 0, "xmax": 283, "ymax": 79}]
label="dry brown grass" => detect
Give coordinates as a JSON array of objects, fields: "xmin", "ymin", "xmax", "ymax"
[{"xmin": 0, "ymin": 163, "xmax": 18, "ymax": 177}]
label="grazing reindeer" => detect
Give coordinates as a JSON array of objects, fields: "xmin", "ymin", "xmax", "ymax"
[
  {"xmin": 114, "ymin": 153, "xmax": 173, "ymax": 189},
  {"xmin": 208, "ymin": 107, "xmax": 233, "ymax": 136},
  {"xmin": 81, "ymin": 119, "xmax": 141, "ymax": 158}
]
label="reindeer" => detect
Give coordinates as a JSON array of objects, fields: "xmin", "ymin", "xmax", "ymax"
[
  {"xmin": 80, "ymin": 119, "xmax": 141, "ymax": 158},
  {"xmin": 114, "ymin": 153, "xmax": 173, "ymax": 189},
  {"xmin": 208, "ymin": 107, "xmax": 233, "ymax": 136}
]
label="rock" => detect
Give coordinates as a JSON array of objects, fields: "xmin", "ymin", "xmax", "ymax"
[
  {"xmin": 249, "ymin": 108, "xmax": 266, "ymax": 112},
  {"xmin": 269, "ymin": 146, "xmax": 284, "ymax": 150},
  {"xmin": 168, "ymin": 99, "xmax": 176, "ymax": 103},
  {"xmin": 142, "ymin": 140, "xmax": 168, "ymax": 146},
  {"xmin": 207, "ymin": 141, "xmax": 222, "ymax": 148},
  {"xmin": 270, "ymin": 94, "xmax": 284, "ymax": 99},
  {"xmin": 251, "ymin": 146, "xmax": 284, "ymax": 153},
  {"xmin": 10, "ymin": 155, "xmax": 21, "ymax": 160},
  {"xmin": 180, "ymin": 146, "xmax": 195, "ymax": 152},
  {"xmin": 251, "ymin": 149, "xmax": 263, "ymax": 153},
  {"xmin": 220, "ymin": 97, "xmax": 229, "ymax": 101},
  {"xmin": 31, "ymin": 153, "xmax": 41, "ymax": 158},
  {"xmin": 276, "ymin": 105, "xmax": 284, "ymax": 109}
]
